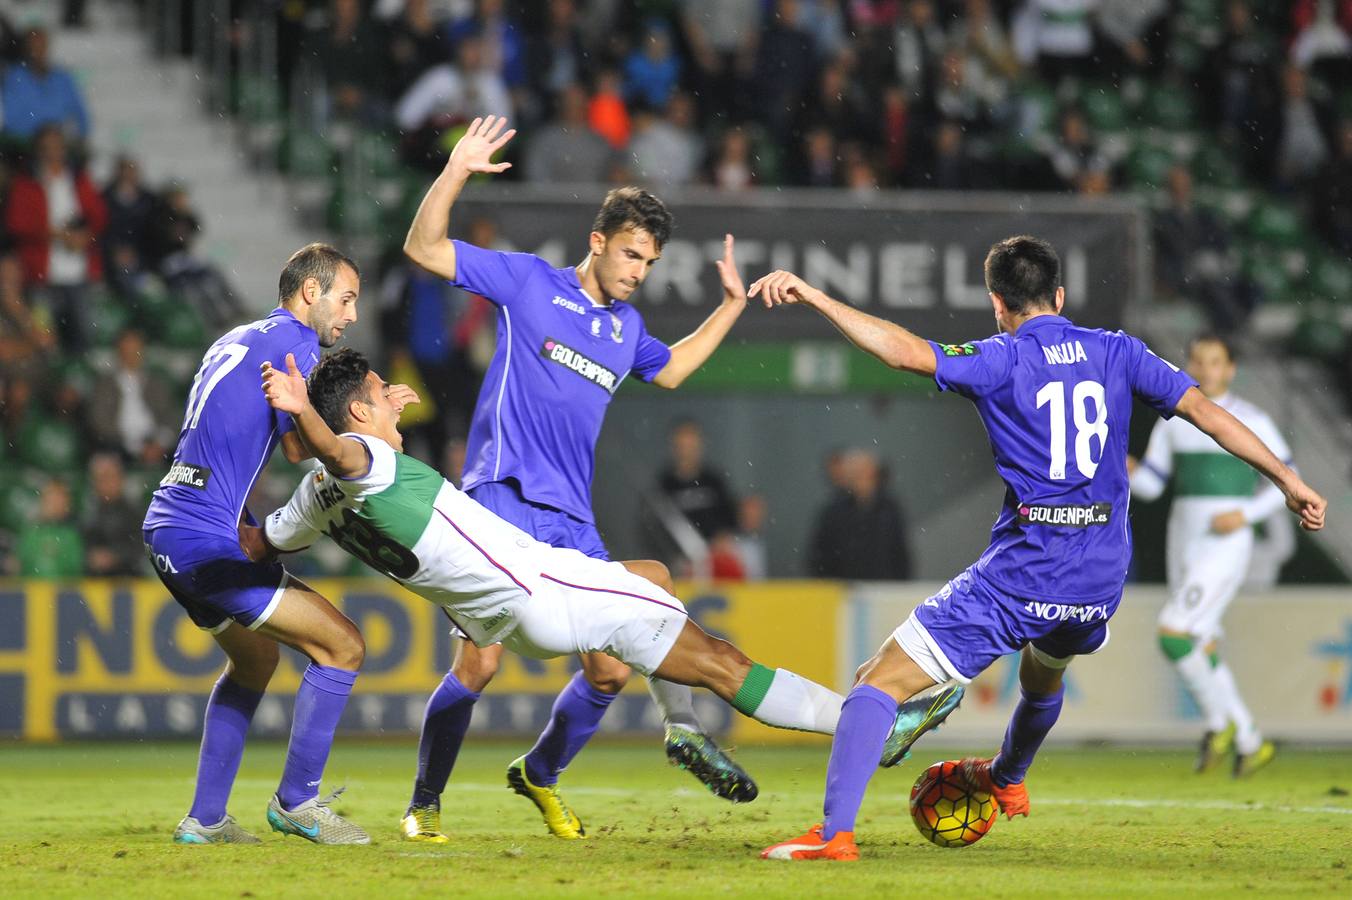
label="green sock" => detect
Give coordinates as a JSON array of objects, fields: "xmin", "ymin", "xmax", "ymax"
[
  {"xmin": 731, "ymin": 663, "xmax": 775, "ymax": 716},
  {"xmin": 1158, "ymin": 634, "xmax": 1194, "ymax": 662}
]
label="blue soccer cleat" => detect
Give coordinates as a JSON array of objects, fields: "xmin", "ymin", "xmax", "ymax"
[{"xmin": 879, "ymin": 682, "xmax": 965, "ymax": 768}]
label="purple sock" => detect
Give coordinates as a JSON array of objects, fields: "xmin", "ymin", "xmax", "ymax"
[
  {"xmin": 188, "ymin": 675, "xmax": 263, "ymax": 825},
  {"xmin": 822, "ymin": 685, "xmax": 898, "ymax": 840},
  {"xmin": 409, "ymin": 671, "xmax": 480, "ymax": 810},
  {"xmin": 992, "ymin": 685, "xmax": 1064, "ymax": 787},
  {"xmin": 276, "ymin": 663, "xmax": 358, "ymax": 810},
  {"xmin": 523, "ymin": 671, "xmax": 617, "ymax": 786}
]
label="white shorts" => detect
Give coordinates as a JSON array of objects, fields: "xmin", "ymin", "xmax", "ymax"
[
  {"xmin": 503, "ymin": 556, "xmax": 688, "ymax": 676},
  {"xmin": 1160, "ymin": 536, "xmax": 1249, "ymax": 642}
]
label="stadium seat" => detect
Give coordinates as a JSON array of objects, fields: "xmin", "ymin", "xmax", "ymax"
[
  {"xmin": 1127, "ymin": 142, "xmax": 1176, "ymax": 191},
  {"xmin": 1241, "ymin": 243, "xmax": 1295, "ymax": 304},
  {"xmin": 0, "ymin": 469, "xmax": 46, "ymax": 529},
  {"xmin": 1142, "ymin": 84, "xmax": 1198, "ymax": 131},
  {"xmin": 1245, "ymin": 201, "xmax": 1306, "ymax": 249},
  {"xmin": 16, "ymin": 417, "xmax": 82, "ymax": 473},
  {"xmin": 1191, "ymin": 143, "xmax": 1244, "ymax": 189},
  {"xmin": 1082, "ymin": 84, "xmax": 1128, "ymax": 133},
  {"xmin": 1305, "ymin": 253, "xmax": 1352, "ymax": 303},
  {"xmin": 1288, "ymin": 310, "xmax": 1347, "ymax": 362},
  {"xmin": 158, "ymin": 306, "xmax": 206, "ymax": 350}
]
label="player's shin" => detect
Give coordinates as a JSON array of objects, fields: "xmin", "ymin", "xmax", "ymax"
[
  {"xmin": 276, "ymin": 663, "xmax": 358, "ymax": 810},
  {"xmin": 522, "ymin": 671, "xmax": 617, "ymax": 786},
  {"xmin": 991, "ymin": 684, "xmax": 1064, "ymax": 787},
  {"xmin": 1166, "ymin": 637, "xmax": 1229, "ymax": 733},
  {"xmin": 188, "ymin": 675, "xmax": 264, "ymax": 825},
  {"xmin": 729, "ymin": 663, "xmax": 843, "ymax": 734},
  {"xmin": 820, "ymin": 685, "xmax": 898, "ymax": 840},
  {"xmin": 410, "ymin": 671, "xmax": 480, "ymax": 810},
  {"xmin": 647, "ymin": 677, "xmax": 702, "ymax": 731}
]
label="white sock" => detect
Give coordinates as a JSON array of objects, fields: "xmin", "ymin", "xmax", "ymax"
[
  {"xmin": 1212, "ymin": 661, "xmax": 1261, "ymax": 754},
  {"xmin": 743, "ymin": 668, "xmax": 843, "ymax": 735},
  {"xmin": 647, "ymin": 677, "xmax": 702, "ymax": 731},
  {"xmin": 1175, "ymin": 649, "xmax": 1228, "ymax": 733}
]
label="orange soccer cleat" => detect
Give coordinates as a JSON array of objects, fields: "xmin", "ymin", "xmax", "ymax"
[
  {"xmin": 960, "ymin": 757, "xmax": 1030, "ymax": 819},
  {"xmin": 761, "ymin": 824, "xmax": 861, "ymax": 861}
]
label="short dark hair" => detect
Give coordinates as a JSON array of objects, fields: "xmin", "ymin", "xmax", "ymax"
[
  {"xmin": 307, "ymin": 348, "xmax": 372, "ymax": 434},
  {"xmin": 592, "ymin": 187, "xmax": 673, "ymax": 248},
  {"xmin": 1188, "ymin": 332, "xmax": 1236, "ymax": 362},
  {"xmin": 278, "ymin": 243, "xmax": 360, "ymax": 304},
  {"xmin": 983, "ymin": 235, "xmax": 1060, "ymax": 314}
]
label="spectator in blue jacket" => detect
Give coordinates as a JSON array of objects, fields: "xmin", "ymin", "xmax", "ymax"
[{"xmin": 2, "ymin": 28, "xmax": 89, "ymax": 141}]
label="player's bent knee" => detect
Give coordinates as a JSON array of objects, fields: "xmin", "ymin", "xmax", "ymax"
[
  {"xmin": 581, "ymin": 653, "xmax": 631, "ymax": 694},
  {"xmin": 621, "ymin": 559, "xmax": 674, "ymax": 593}
]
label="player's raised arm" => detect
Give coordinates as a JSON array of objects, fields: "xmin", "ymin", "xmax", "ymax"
[
  {"xmin": 652, "ymin": 234, "xmax": 748, "ymax": 388},
  {"xmin": 260, "ymin": 353, "xmax": 370, "ymax": 479},
  {"xmin": 403, "ymin": 115, "xmax": 516, "ymax": 281},
  {"xmin": 750, "ymin": 269, "xmax": 938, "ymax": 376},
  {"xmin": 1173, "ymin": 387, "xmax": 1326, "ymax": 530}
]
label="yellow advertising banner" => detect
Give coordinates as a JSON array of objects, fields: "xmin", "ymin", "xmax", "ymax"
[{"xmin": 0, "ymin": 579, "xmax": 845, "ymax": 744}]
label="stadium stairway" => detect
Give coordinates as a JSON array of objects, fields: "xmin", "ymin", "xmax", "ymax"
[{"xmin": 58, "ymin": 4, "xmax": 321, "ymax": 312}]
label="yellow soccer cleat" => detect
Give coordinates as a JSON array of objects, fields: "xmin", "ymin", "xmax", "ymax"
[
  {"xmin": 1233, "ymin": 740, "xmax": 1276, "ymax": 778},
  {"xmin": 400, "ymin": 805, "xmax": 449, "ymax": 843},
  {"xmin": 506, "ymin": 756, "xmax": 586, "ymax": 840},
  {"xmin": 1195, "ymin": 723, "xmax": 1236, "ymax": 773}
]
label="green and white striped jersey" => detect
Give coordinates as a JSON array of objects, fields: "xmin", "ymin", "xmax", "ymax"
[{"xmin": 264, "ymin": 433, "xmax": 550, "ymax": 645}]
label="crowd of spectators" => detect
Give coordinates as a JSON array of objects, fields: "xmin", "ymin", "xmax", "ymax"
[{"xmin": 0, "ymin": 23, "xmax": 235, "ymax": 577}]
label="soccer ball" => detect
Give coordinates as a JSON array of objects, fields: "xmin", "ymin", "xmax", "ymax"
[{"xmin": 909, "ymin": 760, "xmax": 998, "ymax": 848}]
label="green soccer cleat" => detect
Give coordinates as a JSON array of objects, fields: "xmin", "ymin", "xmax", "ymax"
[
  {"xmin": 880, "ymin": 682, "xmax": 965, "ymax": 768},
  {"xmin": 664, "ymin": 725, "xmax": 759, "ymax": 803},
  {"xmin": 267, "ymin": 788, "xmax": 371, "ymax": 845},
  {"xmin": 506, "ymin": 756, "xmax": 586, "ymax": 839},
  {"xmin": 400, "ymin": 804, "xmax": 449, "ymax": 844},
  {"xmin": 172, "ymin": 814, "xmax": 261, "ymax": 844},
  {"xmin": 1233, "ymin": 740, "xmax": 1276, "ymax": 778},
  {"xmin": 1195, "ymin": 723, "xmax": 1236, "ymax": 773}
]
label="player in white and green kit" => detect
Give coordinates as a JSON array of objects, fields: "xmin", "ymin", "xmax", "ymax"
[
  {"xmin": 1129, "ymin": 335, "xmax": 1289, "ymax": 776},
  {"xmin": 247, "ymin": 349, "xmax": 955, "ymax": 780}
]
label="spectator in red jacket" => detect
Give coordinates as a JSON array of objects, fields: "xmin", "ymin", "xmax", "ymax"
[{"xmin": 5, "ymin": 125, "xmax": 107, "ymax": 350}]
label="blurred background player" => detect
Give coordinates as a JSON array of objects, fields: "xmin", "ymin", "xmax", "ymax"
[
  {"xmin": 752, "ymin": 237, "xmax": 1325, "ymax": 861},
  {"xmin": 400, "ymin": 115, "xmax": 755, "ymax": 842},
  {"xmin": 1129, "ymin": 334, "xmax": 1291, "ymax": 776},
  {"xmin": 142, "ymin": 244, "xmax": 372, "ymax": 844}
]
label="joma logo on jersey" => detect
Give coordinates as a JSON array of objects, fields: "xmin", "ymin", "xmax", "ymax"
[
  {"xmin": 938, "ymin": 342, "xmax": 979, "ymax": 357},
  {"xmin": 541, "ymin": 338, "xmax": 619, "ymax": 393},
  {"xmin": 551, "ymin": 295, "xmax": 587, "ymax": 315},
  {"xmin": 1017, "ymin": 502, "xmax": 1112, "ymax": 527},
  {"xmin": 159, "ymin": 462, "xmax": 211, "ymax": 490},
  {"xmin": 1042, "ymin": 341, "xmax": 1088, "ymax": 365}
]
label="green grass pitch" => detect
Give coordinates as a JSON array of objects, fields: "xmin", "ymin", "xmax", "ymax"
[{"xmin": 2, "ymin": 741, "xmax": 1349, "ymax": 898}]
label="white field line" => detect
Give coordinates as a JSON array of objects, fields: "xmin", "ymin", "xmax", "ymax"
[{"xmin": 231, "ymin": 780, "xmax": 1352, "ymax": 816}]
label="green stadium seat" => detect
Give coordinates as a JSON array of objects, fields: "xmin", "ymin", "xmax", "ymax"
[
  {"xmin": 1288, "ymin": 310, "xmax": 1347, "ymax": 361},
  {"xmin": 280, "ymin": 128, "xmax": 335, "ymax": 179},
  {"xmin": 159, "ymin": 306, "xmax": 206, "ymax": 350},
  {"xmin": 1241, "ymin": 244, "xmax": 1294, "ymax": 304},
  {"xmin": 87, "ymin": 297, "xmax": 133, "ymax": 348},
  {"xmin": 0, "ymin": 468, "xmax": 53, "ymax": 528},
  {"xmin": 236, "ymin": 75, "xmax": 282, "ymax": 126},
  {"xmin": 16, "ymin": 417, "xmax": 82, "ymax": 473},
  {"xmin": 1126, "ymin": 142, "xmax": 1176, "ymax": 191},
  {"xmin": 1245, "ymin": 201, "xmax": 1306, "ymax": 249},
  {"xmin": 1081, "ymin": 84, "xmax": 1128, "ymax": 133},
  {"xmin": 1142, "ymin": 85, "xmax": 1198, "ymax": 131},
  {"xmin": 1191, "ymin": 143, "xmax": 1244, "ymax": 189},
  {"xmin": 1305, "ymin": 253, "xmax": 1352, "ymax": 303}
]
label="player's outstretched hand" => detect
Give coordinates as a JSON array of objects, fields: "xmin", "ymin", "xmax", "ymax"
[
  {"xmin": 238, "ymin": 522, "xmax": 275, "ymax": 563},
  {"xmin": 387, "ymin": 382, "xmax": 422, "ymax": 415},
  {"xmin": 447, "ymin": 115, "xmax": 515, "ymax": 177},
  {"xmin": 714, "ymin": 233, "xmax": 747, "ymax": 306},
  {"xmin": 261, "ymin": 353, "xmax": 309, "ymax": 415},
  {"xmin": 748, "ymin": 270, "xmax": 822, "ymax": 308},
  {"xmin": 1285, "ymin": 479, "xmax": 1326, "ymax": 531}
]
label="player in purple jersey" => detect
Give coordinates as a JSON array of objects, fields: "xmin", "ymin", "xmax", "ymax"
[
  {"xmin": 753, "ymin": 236, "xmax": 1326, "ymax": 861},
  {"xmin": 399, "ymin": 116, "xmax": 757, "ymax": 841},
  {"xmin": 144, "ymin": 244, "xmax": 407, "ymax": 845}
]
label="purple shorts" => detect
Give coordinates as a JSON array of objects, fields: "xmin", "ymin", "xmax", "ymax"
[
  {"xmin": 467, "ymin": 480, "xmax": 610, "ymax": 560},
  {"xmin": 143, "ymin": 526, "xmax": 289, "ymax": 634},
  {"xmin": 906, "ymin": 566, "xmax": 1119, "ymax": 682}
]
